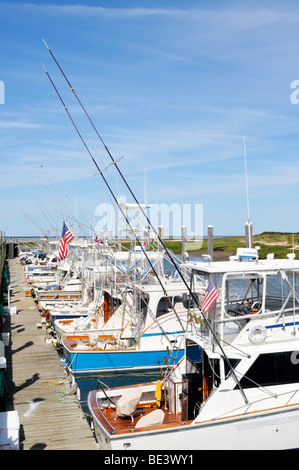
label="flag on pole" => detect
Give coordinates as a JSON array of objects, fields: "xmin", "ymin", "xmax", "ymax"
[
  {"xmin": 201, "ymin": 278, "xmax": 219, "ymax": 313},
  {"xmin": 57, "ymin": 221, "xmax": 75, "ymax": 261}
]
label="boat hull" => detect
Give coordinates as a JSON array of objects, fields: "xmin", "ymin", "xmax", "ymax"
[
  {"xmin": 91, "ymin": 402, "xmax": 299, "ymax": 450},
  {"xmin": 62, "ymin": 346, "xmax": 184, "ymax": 375},
  {"xmin": 50, "ymin": 312, "xmax": 89, "ymax": 331}
]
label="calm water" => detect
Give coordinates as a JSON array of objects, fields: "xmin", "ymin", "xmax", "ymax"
[{"xmin": 76, "ymin": 370, "xmax": 162, "ymax": 414}]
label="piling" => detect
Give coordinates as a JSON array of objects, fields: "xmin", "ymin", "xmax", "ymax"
[
  {"xmin": 158, "ymin": 225, "xmax": 164, "ymax": 241},
  {"xmin": 118, "ymin": 228, "xmax": 122, "ymax": 251},
  {"xmin": 207, "ymin": 225, "xmax": 214, "ymax": 261},
  {"xmin": 181, "ymin": 225, "xmax": 188, "ymax": 263}
]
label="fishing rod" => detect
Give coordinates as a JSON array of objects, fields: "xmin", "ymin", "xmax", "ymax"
[
  {"xmin": 32, "ymin": 196, "xmax": 57, "ymax": 237},
  {"xmin": 40, "ymin": 164, "xmax": 97, "ymax": 238},
  {"xmin": 38, "ymin": 169, "xmax": 76, "ymax": 232},
  {"xmin": 41, "ymin": 61, "xmax": 186, "ymax": 337},
  {"xmin": 39, "ymin": 167, "xmax": 88, "ymax": 237},
  {"xmin": 42, "ymin": 39, "xmax": 196, "ymax": 296},
  {"xmin": 21, "ymin": 209, "xmax": 49, "ymax": 239},
  {"xmin": 42, "ymin": 40, "xmax": 188, "ymax": 311},
  {"xmin": 41, "ymin": 48, "xmax": 248, "ymax": 403}
]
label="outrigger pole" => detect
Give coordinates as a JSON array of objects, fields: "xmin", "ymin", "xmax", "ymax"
[
  {"xmin": 41, "ymin": 62, "xmax": 186, "ymax": 338},
  {"xmin": 42, "ymin": 41, "xmax": 248, "ymax": 404}
]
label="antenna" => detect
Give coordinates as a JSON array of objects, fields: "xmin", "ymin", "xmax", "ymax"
[{"xmin": 243, "ymin": 135, "xmax": 250, "ymax": 223}]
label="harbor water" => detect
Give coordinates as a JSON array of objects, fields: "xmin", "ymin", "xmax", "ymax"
[{"xmin": 76, "ymin": 370, "xmax": 163, "ymax": 415}]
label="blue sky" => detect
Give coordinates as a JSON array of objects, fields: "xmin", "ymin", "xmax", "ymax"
[{"xmin": 1, "ymin": 0, "xmax": 299, "ymax": 238}]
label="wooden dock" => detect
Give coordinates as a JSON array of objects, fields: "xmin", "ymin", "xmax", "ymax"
[{"xmin": 3, "ymin": 258, "xmax": 98, "ymax": 450}]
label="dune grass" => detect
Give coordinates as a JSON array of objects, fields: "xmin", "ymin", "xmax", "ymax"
[{"xmin": 162, "ymin": 232, "xmax": 299, "ymax": 260}]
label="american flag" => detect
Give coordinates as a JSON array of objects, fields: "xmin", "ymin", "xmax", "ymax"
[
  {"xmin": 57, "ymin": 222, "xmax": 75, "ymax": 261},
  {"xmin": 201, "ymin": 278, "xmax": 219, "ymax": 313}
]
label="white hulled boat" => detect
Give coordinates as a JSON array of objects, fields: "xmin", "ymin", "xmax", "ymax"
[
  {"xmin": 60, "ymin": 248, "xmax": 205, "ymax": 374},
  {"xmin": 88, "ymin": 248, "xmax": 299, "ymax": 450}
]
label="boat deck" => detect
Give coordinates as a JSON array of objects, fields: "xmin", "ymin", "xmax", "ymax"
[
  {"xmin": 2, "ymin": 258, "xmax": 98, "ymax": 450},
  {"xmin": 89, "ymin": 391, "xmax": 191, "ymax": 435}
]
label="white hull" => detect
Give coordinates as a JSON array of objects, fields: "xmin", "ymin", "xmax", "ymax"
[
  {"xmin": 88, "ymin": 253, "xmax": 299, "ymax": 451},
  {"xmin": 93, "ymin": 405, "xmax": 299, "ymax": 450}
]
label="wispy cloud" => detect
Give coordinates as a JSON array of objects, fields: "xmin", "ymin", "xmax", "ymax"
[
  {"xmin": 1, "ymin": 1, "xmax": 299, "ymax": 235},
  {"xmin": 0, "ymin": 119, "xmax": 43, "ymax": 129},
  {"xmin": 1, "ymin": 3, "xmax": 188, "ymax": 18}
]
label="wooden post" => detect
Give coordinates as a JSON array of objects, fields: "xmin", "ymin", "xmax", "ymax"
[
  {"xmin": 208, "ymin": 225, "xmax": 214, "ymax": 261},
  {"xmin": 182, "ymin": 225, "xmax": 188, "ymax": 263},
  {"xmin": 158, "ymin": 225, "xmax": 164, "ymax": 240},
  {"xmin": 118, "ymin": 228, "xmax": 122, "ymax": 251}
]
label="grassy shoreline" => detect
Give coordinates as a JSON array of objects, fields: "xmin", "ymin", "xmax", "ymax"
[
  {"xmin": 162, "ymin": 232, "xmax": 299, "ymax": 260},
  {"xmin": 17, "ymin": 232, "xmax": 299, "ymax": 260}
]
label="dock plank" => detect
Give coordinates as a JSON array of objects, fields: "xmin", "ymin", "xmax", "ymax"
[{"xmin": 2, "ymin": 258, "xmax": 98, "ymax": 450}]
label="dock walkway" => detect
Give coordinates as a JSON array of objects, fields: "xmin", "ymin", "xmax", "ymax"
[{"xmin": 3, "ymin": 258, "xmax": 98, "ymax": 450}]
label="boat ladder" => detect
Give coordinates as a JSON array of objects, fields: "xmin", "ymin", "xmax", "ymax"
[{"xmin": 164, "ymin": 334, "xmax": 185, "ymax": 379}]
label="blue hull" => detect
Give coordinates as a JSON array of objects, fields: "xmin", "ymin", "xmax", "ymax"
[
  {"xmin": 63, "ymin": 347, "xmax": 185, "ymax": 375},
  {"xmin": 62, "ymin": 341, "xmax": 202, "ymax": 375}
]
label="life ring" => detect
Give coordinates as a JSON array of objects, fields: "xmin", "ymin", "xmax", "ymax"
[{"xmin": 248, "ymin": 324, "xmax": 267, "ymax": 344}]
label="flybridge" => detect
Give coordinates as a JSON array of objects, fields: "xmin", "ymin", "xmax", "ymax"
[
  {"xmin": 182, "ymin": 248, "xmax": 299, "ymax": 275},
  {"xmin": 184, "ymin": 248, "xmax": 299, "ymax": 347}
]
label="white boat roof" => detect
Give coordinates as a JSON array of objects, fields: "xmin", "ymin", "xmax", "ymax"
[
  {"xmin": 112, "ymin": 250, "xmax": 163, "ymax": 261},
  {"xmin": 142, "ymin": 279, "xmax": 193, "ymax": 293},
  {"xmin": 182, "ymin": 255, "xmax": 299, "ymax": 275}
]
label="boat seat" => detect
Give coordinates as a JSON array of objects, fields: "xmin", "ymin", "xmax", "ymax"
[
  {"xmin": 135, "ymin": 409, "xmax": 165, "ymax": 429},
  {"xmin": 116, "ymin": 388, "xmax": 142, "ymax": 418}
]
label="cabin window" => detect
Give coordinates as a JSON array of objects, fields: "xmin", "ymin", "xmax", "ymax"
[
  {"xmin": 236, "ymin": 351, "xmax": 299, "ymax": 389},
  {"xmin": 156, "ymin": 295, "xmax": 184, "ymax": 318},
  {"xmin": 134, "ymin": 293, "xmax": 149, "ymax": 333},
  {"xmin": 156, "ymin": 297, "xmax": 172, "ymax": 318},
  {"xmin": 225, "ymin": 276, "xmax": 263, "ymax": 316}
]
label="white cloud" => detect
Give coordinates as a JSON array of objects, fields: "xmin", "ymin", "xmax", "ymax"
[
  {"xmin": 1, "ymin": 1, "xmax": 299, "ymax": 235},
  {"xmin": 0, "ymin": 120, "xmax": 43, "ymax": 129}
]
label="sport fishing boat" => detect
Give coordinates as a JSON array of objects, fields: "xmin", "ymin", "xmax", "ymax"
[
  {"xmin": 60, "ymin": 250, "xmax": 205, "ymax": 375},
  {"xmin": 53, "ymin": 247, "xmax": 161, "ymax": 339},
  {"xmin": 37, "ymin": 252, "xmax": 107, "ymax": 327},
  {"xmin": 87, "ymin": 248, "xmax": 299, "ymax": 450},
  {"xmin": 41, "ymin": 42, "xmax": 207, "ymax": 377}
]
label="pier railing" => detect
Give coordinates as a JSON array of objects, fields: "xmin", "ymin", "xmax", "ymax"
[
  {"xmin": 0, "ymin": 232, "xmax": 7, "ymax": 400},
  {"xmin": 0, "ymin": 231, "xmax": 5, "ymax": 278},
  {"xmin": 0, "ymin": 231, "xmax": 6, "ymax": 308}
]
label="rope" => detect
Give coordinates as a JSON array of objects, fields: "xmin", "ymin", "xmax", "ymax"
[
  {"xmin": 41, "ymin": 381, "xmax": 64, "ymax": 386},
  {"xmin": 55, "ymin": 390, "xmax": 79, "ymax": 404}
]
